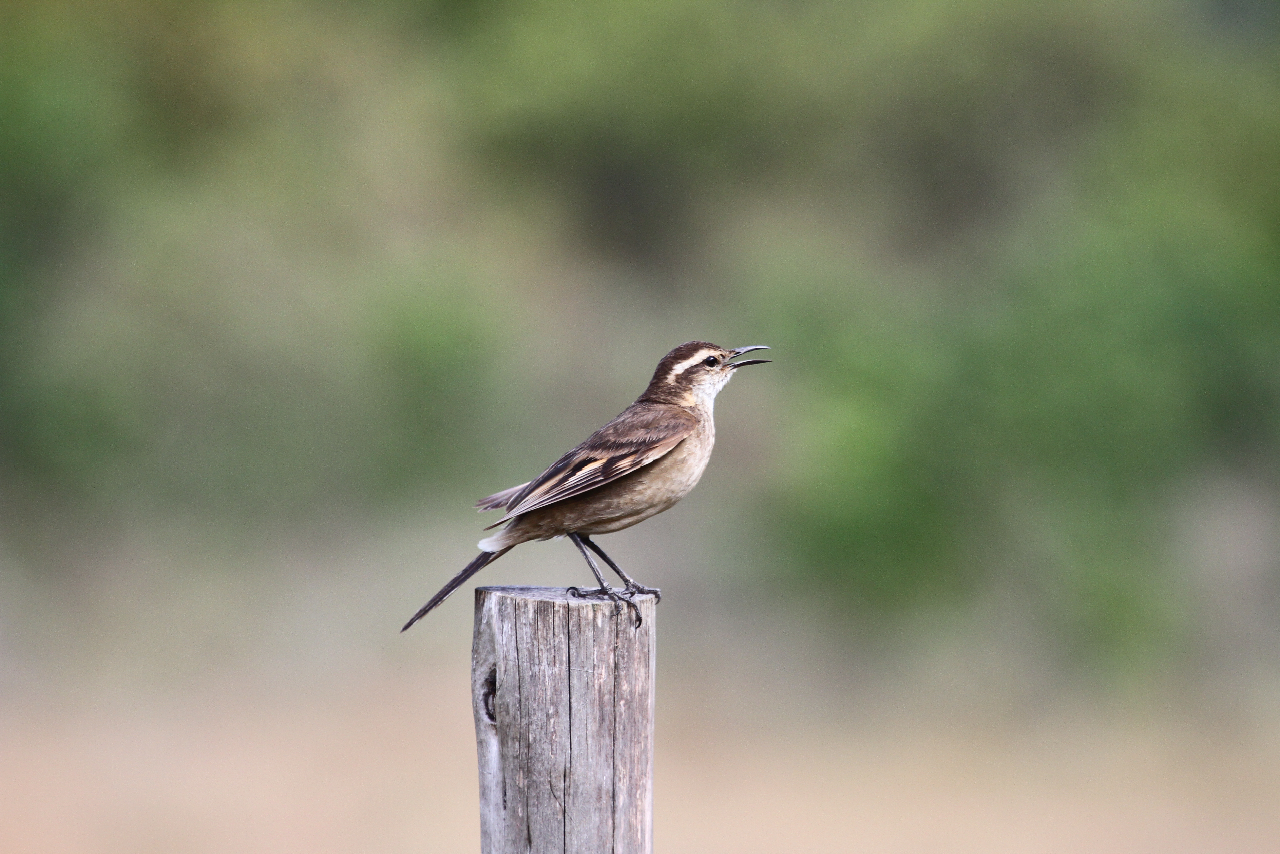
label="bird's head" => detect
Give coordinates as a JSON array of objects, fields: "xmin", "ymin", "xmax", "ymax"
[{"xmin": 640, "ymin": 341, "xmax": 770, "ymax": 407}]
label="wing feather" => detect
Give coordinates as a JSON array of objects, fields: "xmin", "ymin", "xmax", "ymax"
[
  {"xmin": 483, "ymin": 402, "xmax": 697, "ymax": 528},
  {"xmin": 476, "ymin": 482, "xmax": 530, "ymax": 511}
]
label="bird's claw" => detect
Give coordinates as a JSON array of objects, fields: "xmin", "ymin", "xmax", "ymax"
[
  {"xmin": 622, "ymin": 583, "xmax": 661, "ymax": 603},
  {"xmin": 568, "ymin": 584, "xmax": 618, "ymax": 601},
  {"xmin": 568, "ymin": 585, "xmax": 645, "ymax": 627}
]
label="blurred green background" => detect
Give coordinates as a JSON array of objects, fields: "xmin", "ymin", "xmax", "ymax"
[{"xmin": 3, "ymin": 0, "xmax": 1280, "ymax": 851}]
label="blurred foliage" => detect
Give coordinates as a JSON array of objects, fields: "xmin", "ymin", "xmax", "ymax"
[
  {"xmin": 1, "ymin": 0, "xmax": 1278, "ymax": 667},
  {"xmin": 751, "ymin": 14, "xmax": 1280, "ymax": 629},
  {"xmin": 0, "ymin": 0, "xmax": 511, "ymax": 521},
  {"xmin": 445, "ymin": 0, "xmax": 1132, "ymax": 261}
]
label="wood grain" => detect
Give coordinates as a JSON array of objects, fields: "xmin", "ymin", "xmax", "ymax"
[{"xmin": 471, "ymin": 587, "xmax": 657, "ymax": 854}]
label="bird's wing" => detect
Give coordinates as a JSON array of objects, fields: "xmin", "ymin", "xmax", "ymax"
[
  {"xmin": 476, "ymin": 482, "xmax": 530, "ymax": 511},
  {"xmin": 484, "ymin": 403, "xmax": 698, "ymax": 528}
]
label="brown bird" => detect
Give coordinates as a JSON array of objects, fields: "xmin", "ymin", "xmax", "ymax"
[{"xmin": 402, "ymin": 341, "xmax": 770, "ymax": 631}]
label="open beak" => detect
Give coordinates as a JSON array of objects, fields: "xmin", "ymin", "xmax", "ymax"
[{"xmin": 727, "ymin": 345, "xmax": 771, "ymax": 369}]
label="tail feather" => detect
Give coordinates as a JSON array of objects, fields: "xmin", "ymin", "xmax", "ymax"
[{"xmin": 401, "ymin": 548, "xmax": 511, "ymax": 632}]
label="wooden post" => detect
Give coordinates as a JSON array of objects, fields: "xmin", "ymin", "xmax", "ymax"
[{"xmin": 471, "ymin": 586, "xmax": 657, "ymax": 854}]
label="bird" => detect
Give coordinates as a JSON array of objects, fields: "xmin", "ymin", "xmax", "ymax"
[{"xmin": 401, "ymin": 341, "xmax": 770, "ymax": 631}]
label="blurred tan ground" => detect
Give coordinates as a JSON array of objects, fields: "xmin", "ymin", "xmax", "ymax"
[
  {"xmin": 3, "ymin": 518, "xmax": 1280, "ymax": 853},
  {"xmin": 4, "ymin": 626, "xmax": 1279, "ymax": 854}
]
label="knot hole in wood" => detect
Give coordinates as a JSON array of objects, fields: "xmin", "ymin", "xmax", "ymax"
[{"xmin": 481, "ymin": 666, "xmax": 497, "ymax": 724}]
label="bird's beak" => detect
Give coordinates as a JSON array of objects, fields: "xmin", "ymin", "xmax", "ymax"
[{"xmin": 727, "ymin": 345, "xmax": 771, "ymax": 369}]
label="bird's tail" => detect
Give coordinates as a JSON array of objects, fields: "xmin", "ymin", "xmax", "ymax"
[{"xmin": 401, "ymin": 548, "xmax": 511, "ymax": 632}]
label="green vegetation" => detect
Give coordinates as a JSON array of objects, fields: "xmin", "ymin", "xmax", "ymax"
[{"xmin": 2, "ymin": 0, "xmax": 1277, "ymax": 666}]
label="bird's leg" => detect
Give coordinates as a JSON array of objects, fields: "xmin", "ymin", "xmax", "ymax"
[
  {"xmin": 567, "ymin": 533, "xmax": 640, "ymax": 625},
  {"xmin": 567, "ymin": 532, "xmax": 617, "ymax": 595},
  {"xmin": 581, "ymin": 535, "xmax": 661, "ymax": 603}
]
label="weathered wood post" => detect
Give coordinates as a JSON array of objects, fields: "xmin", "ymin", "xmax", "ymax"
[{"xmin": 471, "ymin": 586, "xmax": 657, "ymax": 854}]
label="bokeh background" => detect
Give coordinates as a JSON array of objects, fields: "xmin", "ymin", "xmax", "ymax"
[{"xmin": 3, "ymin": 0, "xmax": 1280, "ymax": 850}]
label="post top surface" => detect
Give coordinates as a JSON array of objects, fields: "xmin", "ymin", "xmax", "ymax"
[{"xmin": 474, "ymin": 586, "xmax": 660, "ymax": 604}]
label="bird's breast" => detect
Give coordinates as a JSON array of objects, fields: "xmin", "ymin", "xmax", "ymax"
[{"xmin": 637, "ymin": 420, "xmax": 716, "ymax": 501}]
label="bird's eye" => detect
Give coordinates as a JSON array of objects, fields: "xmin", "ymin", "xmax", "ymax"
[{"xmin": 703, "ymin": 356, "xmax": 719, "ymax": 367}]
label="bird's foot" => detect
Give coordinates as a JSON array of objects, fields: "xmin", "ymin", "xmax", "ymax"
[
  {"xmin": 568, "ymin": 584, "xmax": 619, "ymax": 601},
  {"xmin": 621, "ymin": 582, "xmax": 661, "ymax": 603},
  {"xmin": 568, "ymin": 585, "xmax": 643, "ymax": 627},
  {"xmin": 614, "ymin": 584, "xmax": 661, "ymax": 627}
]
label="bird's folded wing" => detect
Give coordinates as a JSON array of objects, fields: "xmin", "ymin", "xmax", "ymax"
[{"xmin": 484, "ymin": 404, "xmax": 698, "ymax": 528}]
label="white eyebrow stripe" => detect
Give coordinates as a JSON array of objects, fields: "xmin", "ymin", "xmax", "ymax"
[{"xmin": 666, "ymin": 351, "xmax": 712, "ymax": 383}]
